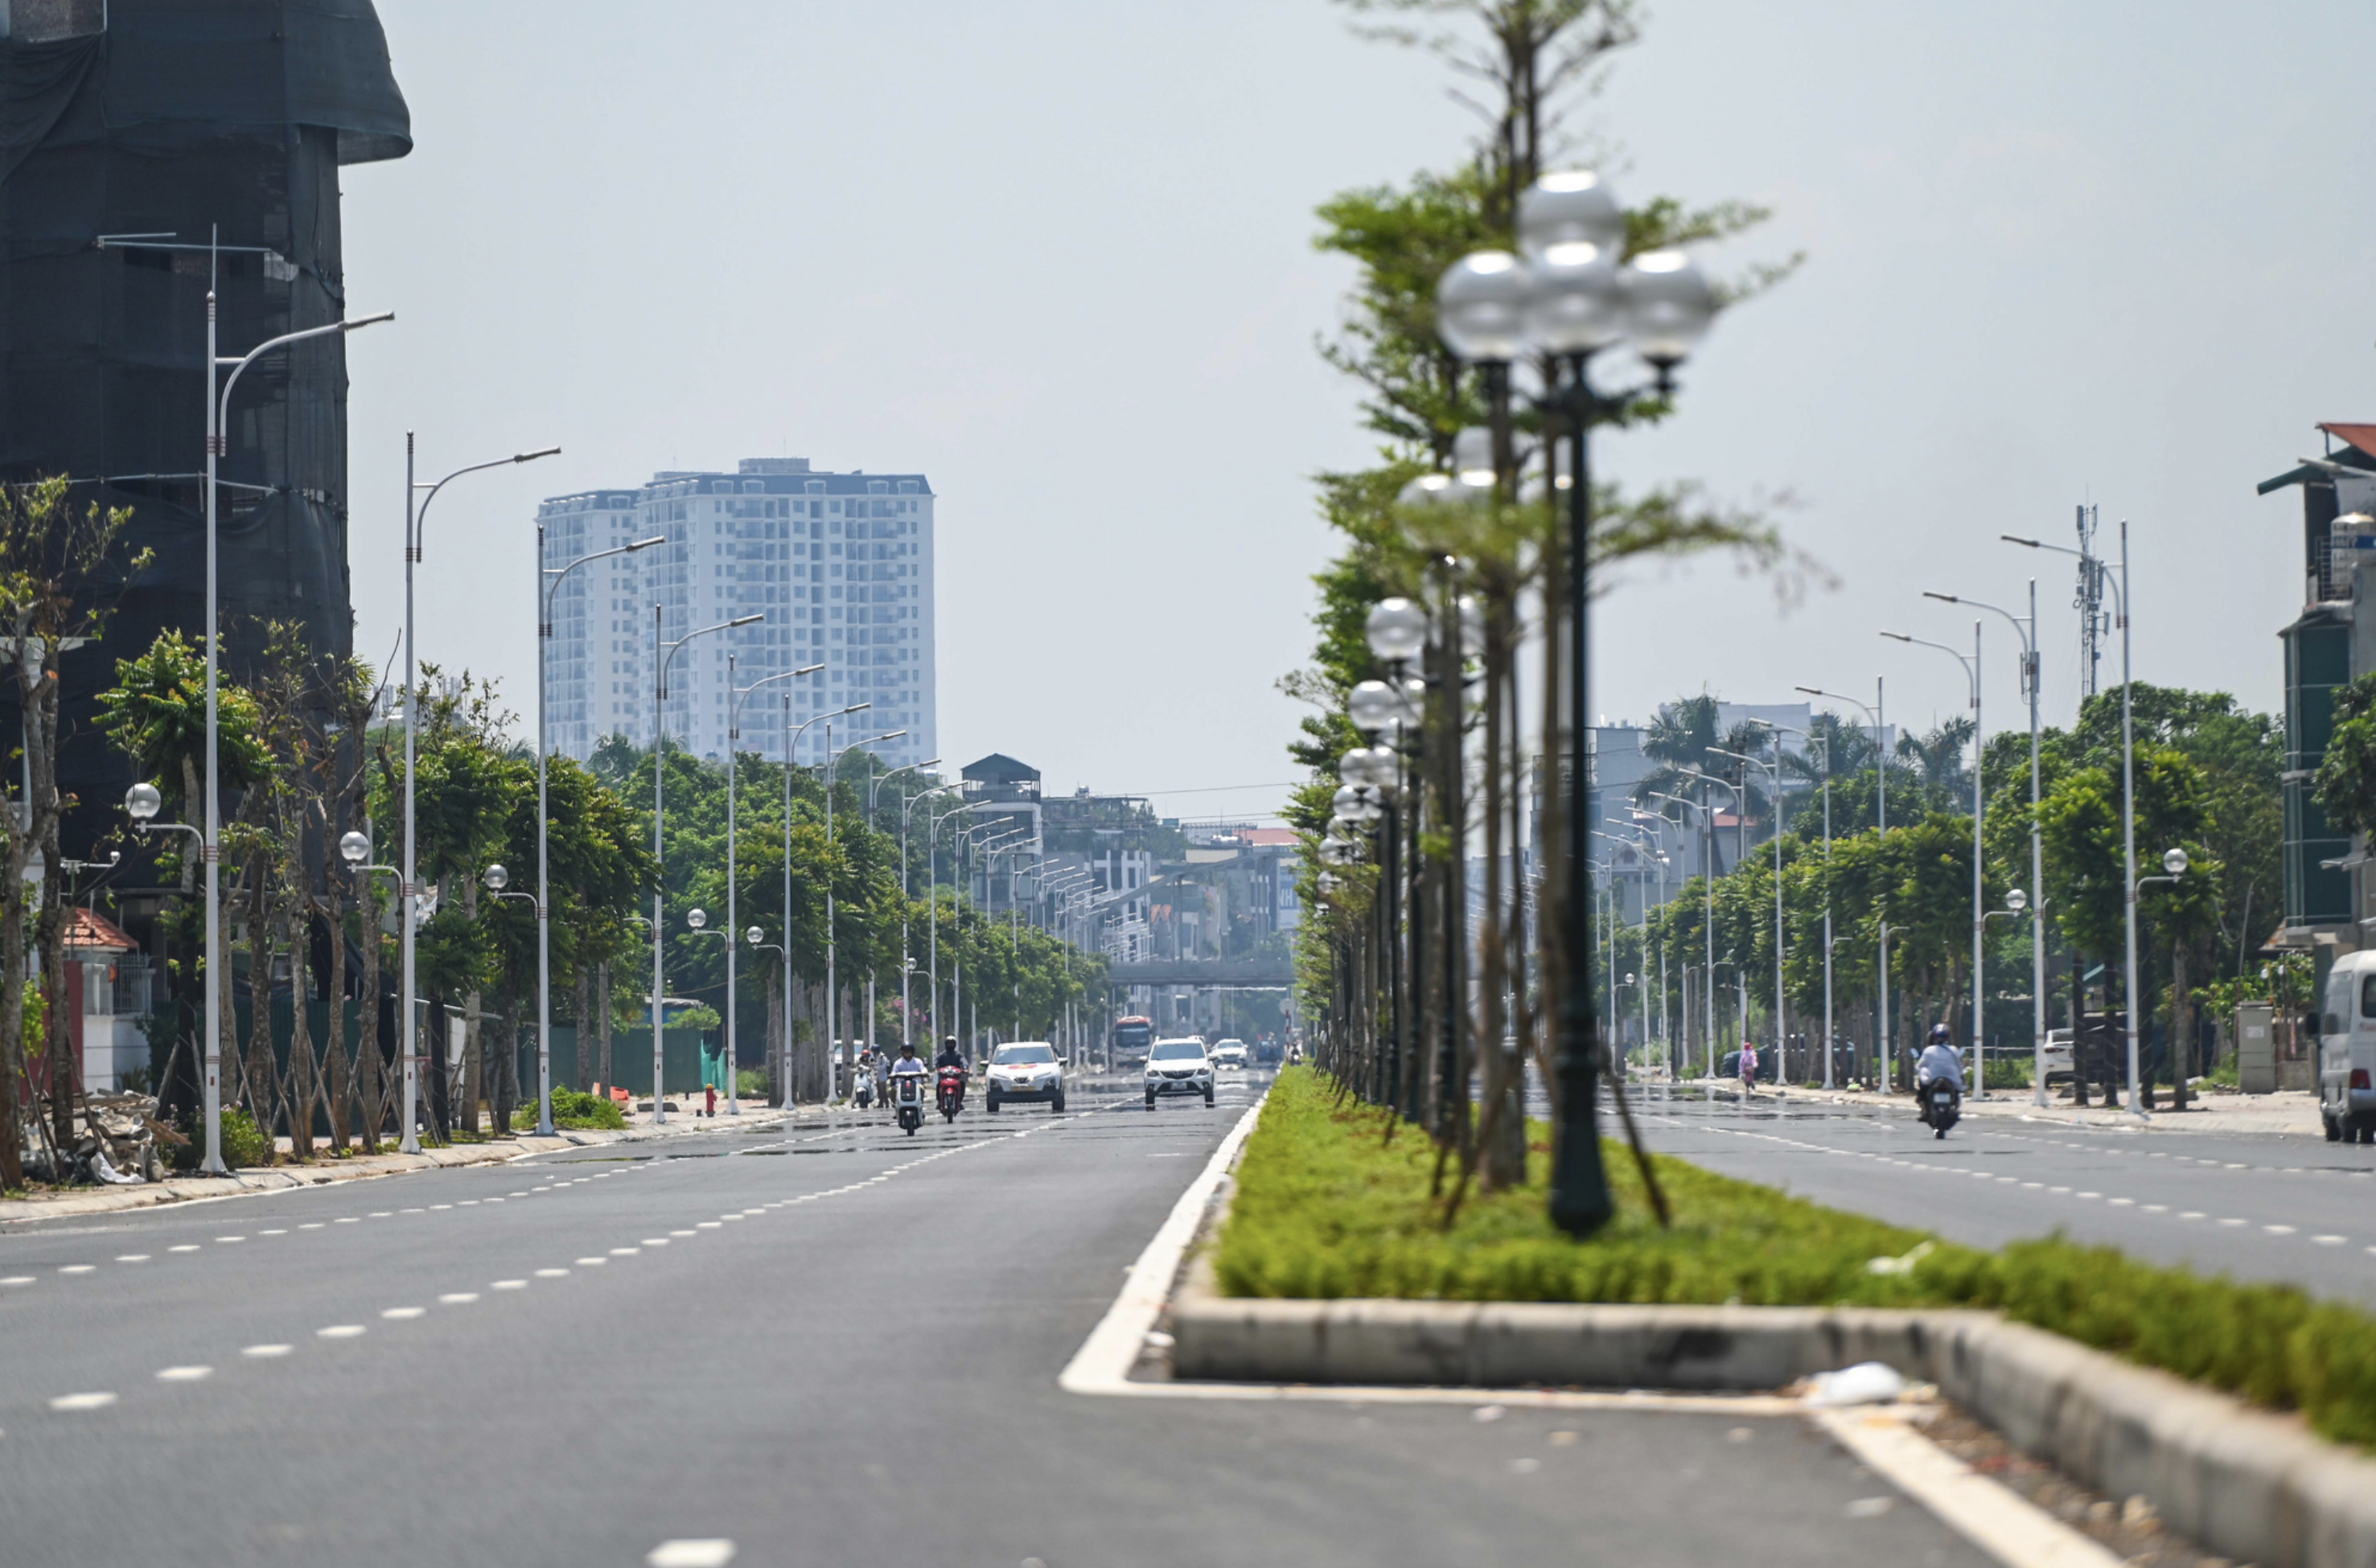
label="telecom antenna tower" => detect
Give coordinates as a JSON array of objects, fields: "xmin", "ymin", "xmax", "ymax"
[{"xmin": 2074, "ymin": 503, "xmax": 2107, "ymax": 700}]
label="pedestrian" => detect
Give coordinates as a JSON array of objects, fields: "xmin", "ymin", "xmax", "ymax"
[{"xmin": 1738, "ymin": 1040, "xmax": 1758, "ymax": 1098}]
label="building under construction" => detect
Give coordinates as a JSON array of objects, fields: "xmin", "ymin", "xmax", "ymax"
[{"xmin": 0, "ymin": 0, "xmax": 409, "ymax": 851}]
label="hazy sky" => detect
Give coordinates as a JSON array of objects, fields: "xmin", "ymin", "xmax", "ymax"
[{"xmin": 341, "ymin": 2, "xmax": 2376, "ymax": 819}]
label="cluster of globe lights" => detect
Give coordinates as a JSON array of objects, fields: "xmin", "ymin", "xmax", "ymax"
[{"xmin": 1434, "ymin": 168, "xmax": 1716, "ymax": 386}]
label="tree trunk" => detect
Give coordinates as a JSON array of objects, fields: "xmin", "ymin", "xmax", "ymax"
[
  {"xmin": 356, "ymin": 873, "xmax": 384, "ymax": 1148},
  {"xmin": 323, "ymin": 897, "xmax": 351, "ymax": 1152},
  {"xmin": 491, "ymin": 996, "xmax": 519, "ymax": 1134},
  {"xmin": 573, "ymin": 960, "xmax": 594, "ymax": 1093},
  {"xmin": 0, "ymin": 800, "xmax": 29, "ymax": 1188},
  {"xmin": 2171, "ymin": 941, "xmax": 2193, "ymax": 1112},
  {"xmin": 596, "ymin": 958, "xmax": 613, "ymax": 1095},
  {"xmin": 244, "ymin": 868, "xmax": 278, "ymax": 1162},
  {"xmin": 765, "ymin": 965, "xmax": 784, "ymax": 1107},
  {"xmin": 459, "ymin": 878, "xmax": 482, "ymax": 1135},
  {"xmin": 284, "ymin": 910, "xmax": 315, "ymax": 1160}
]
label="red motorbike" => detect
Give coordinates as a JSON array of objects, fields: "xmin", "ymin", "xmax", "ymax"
[{"xmin": 936, "ymin": 1065, "xmax": 967, "ymax": 1123}]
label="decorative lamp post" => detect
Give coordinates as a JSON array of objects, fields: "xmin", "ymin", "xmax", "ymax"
[{"xmin": 1441, "ymin": 168, "xmax": 1716, "ymax": 1236}]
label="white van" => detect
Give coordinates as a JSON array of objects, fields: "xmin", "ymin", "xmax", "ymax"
[{"xmin": 2318, "ymin": 951, "xmax": 2376, "ymax": 1142}]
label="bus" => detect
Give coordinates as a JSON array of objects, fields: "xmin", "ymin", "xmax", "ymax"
[{"xmin": 1111, "ymin": 1016, "xmax": 1155, "ymax": 1065}]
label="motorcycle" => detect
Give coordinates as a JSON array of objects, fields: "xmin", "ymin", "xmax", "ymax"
[
  {"xmin": 1918, "ymin": 1078, "xmax": 1961, "ymax": 1139},
  {"xmin": 936, "ymin": 1065, "xmax": 966, "ymax": 1123},
  {"xmin": 893, "ymin": 1072, "xmax": 926, "ymax": 1135}
]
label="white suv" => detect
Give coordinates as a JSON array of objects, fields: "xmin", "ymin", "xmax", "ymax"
[
  {"xmin": 1212, "ymin": 1039, "xmax": 1248, "ymax": 1070},
  {"xmin": 1145, "ymin": 1038, "xmax": 1215, "ymax": 1110},
  {"xmin": 985, "ymin": 1042, "xmax": 1065, "ymax": 1113}
]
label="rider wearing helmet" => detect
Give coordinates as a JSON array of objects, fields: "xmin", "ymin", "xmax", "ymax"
[
  {"xmin": 934, "ymin": 1034, "xmax": 965, "ymax": 1072},
  {"xmin": 1915, "ymin": 1023, "xmax": 1965, "ymax": 1094}
]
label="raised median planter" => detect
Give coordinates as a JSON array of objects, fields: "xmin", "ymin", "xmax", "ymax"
[{"xmin": 1175, "ymin": 1231, "xmax": 2376, "ymax": 1568}]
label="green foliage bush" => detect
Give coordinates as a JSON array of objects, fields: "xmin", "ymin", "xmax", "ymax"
[
  {"xmin": 546, "ymin": 1086, "xmax": 627, "ymax": 1131},
  {"xmin": 218, "ymin": 1106, "xmax": 273, "ymax": 1169},
  {"xmin": 1219, "ymin": 1068, "xmax": 2376, "ymax": 1451}
]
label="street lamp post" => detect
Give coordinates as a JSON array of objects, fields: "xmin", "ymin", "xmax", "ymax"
[
  {"xmin": 1708, "ymin": 746, "xmax": 1785, "ymax": 1084},
  {"xmin": 823, "ymin": 727, "xmax": 906, "ymax": 1078},
  {"xmin": 651, "ymin": 610, "xmax": 765, "ymax": 1123},
  {"xmin": 403, "ymin": 439, "xmax": 557, "ymax": 1153},
  {"xmin": 1882, "ymin": 623, "xmax": 1987, "ymax": 1095},
  {"xmin": 721, "ymin": 659, "xmax": 822, "ymax": 1118},
  {"xmin": 2008, "ymin": 526, "xmax": 2142, "ymax": 1114},
  {"xmin": 194, "ymin": 303, "xmax": 394, "ymax": 1172},
  {"xmin": 1929, "ymin": 582, "xmax": 2046, "ymax": 1106},
  {"xmin": 533, "ymin": 528, "xmax": 665, "ymax": 1135},
  {"xmin": 1437, "ymin": 169, "xmax": 1716, "ymax": 1236},
  {"xmin": 1798, "ymin": 683, "xmax": 1889, "ymax": 1086},
  {"xmin": 868, "ymin": 760, "xmax": 943, "ymax": 1053},
  {"xmin": 901, "ymin": 783, "xmax": 960, "ymax": 1049}
]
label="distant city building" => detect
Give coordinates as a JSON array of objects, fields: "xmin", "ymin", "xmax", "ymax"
[{"xmin": 536, "ymin": 458, "xmax": 935, "ymax": 770}]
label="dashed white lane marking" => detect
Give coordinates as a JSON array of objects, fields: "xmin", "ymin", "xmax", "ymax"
[
  {"xmin": 2316, "ymin": 1235, "xmax": 2349, "ymax": 1246},
  {"xmin": 2219, "ymin": 1218, "xmax": 2248, "ymax": 1228},
  {"xmin": 575, "ymin": 1257, "xmax": 607, "ymax": 1266},
  {"xmin": 609, "ymin": 1246, "xmax": 640, "ymax": 1256},
  {"xmin": 316, "ymin": 1324, "xmax": 366, "ymax": 1340},
  {"xmin": 380, "ymin": 1307, "xmax": 425, "ymax": 1320},
  {"xmin": 215, "ymin": 1236, "xmax": 245, "ymax": 1243},
  {"xmin": 168, "ymin": 1245, "xmax": 199, "ymax": 1253},
  {"xmin": 642, "ymin": 1238, "xmax": 670, "ymax": 1246},
  {"xmin": 696, "ymin": 1221, "xmax": 721, "ymax": 1229},
  {"xmin": 368, "ymin": 1210, "xmax": 393, "ymax": 1217},
  {"xmin": 261, "ymin": 1229, "xmax": 287, "ymax": 1236},
  {"xmin": 59, "ymin": 1265, "xmax": 94, "ymax": 1275},
  {"xmin": 2178, "ymin": 1212, "xmax": 2205, "ymax": 1221},
  {"xmin": 2107, "ymin": 1198, "xmax": 2133, "ymax": 1207},
  {"xmin": 536, "ymin": 1268, "xmax": 569, "ymax": 1279},
  {"xmin": 0, "ymin": 1276, "xmax": 32, "ymax": 1286},
  {"xmin": 2267, "ymin": 1225, "xmax": 2298, "ymax": 1235},
  {"xmin": 647, "ymin": 1541, "xmax": 736, "ymax": 1568},
  {"xmin": 116, "ymin": 1254, "xmax": 149, "ymax": 1262},
  {"xmin": 335, "ymin": 1217, "xmax": 360, "ymax": 1225},
  {"xmin": 300, "ymin": 1222, "xmax": 324, "ymax": 1229},
  {"xmin": 2143, "ymin": 1205, "xmax": 2167, "ymax": 1213},
  {"xmin": 491, "ymin": 1279, "xmax": 528, "ymax": 1291},
  {"xmin": 240, "ymin": 1344, "xmax": 290, "ymax": 1359},
  {"xmin": 155, "ymin": 1365, "xmax": 212, "ymax": 1382},
  {"xmin": 670, "ymin": 1229, "xmax": 696, "ymax": 1237},
  {"xmin": 48, "ymin": 1392, "xmax": 117, "ymax": 1412},
  {"xmin": 438, "ymin": 1293, "xmax": 479, "ymax": 1303}
]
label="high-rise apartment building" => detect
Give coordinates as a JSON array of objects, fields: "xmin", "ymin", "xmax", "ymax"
[{"xmin": 537, "ymin": 458, "xmax": 936, "ymax": 770}]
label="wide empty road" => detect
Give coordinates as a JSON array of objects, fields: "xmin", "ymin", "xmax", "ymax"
[
  {"xmin": 1, "ymin": 1071, "xmax": 1992, "ymax": 1567},
  {"xmin": 1642, "ymin": 1086, "xmax": 2376, "ymax": 1302}
]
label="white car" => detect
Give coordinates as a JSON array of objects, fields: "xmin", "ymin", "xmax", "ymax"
[
  {"xmin": 985, "ymin": 1042, "xmax": 1065, "ymax": 1113},
  {"xmin": 1145, "ymin": 1038, "xmax": 1215, "ymax": 1110},
  {"xmin": 1212, "ymin": 1039, "xmax": 1248, "ymax": 1070},
  {"xmin": 2041, "ymin": 1028, "xmax": 2075, "ymax": 1086}
]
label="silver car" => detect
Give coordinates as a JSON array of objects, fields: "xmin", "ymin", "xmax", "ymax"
[{"xmin": 1145, "ymin": 1038, "xmax": 1215, "ymax": 1109}]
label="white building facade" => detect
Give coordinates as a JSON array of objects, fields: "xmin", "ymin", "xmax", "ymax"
[{"xmin": 537, "ymin": 458, "xmax": 937, "ymax": 770}]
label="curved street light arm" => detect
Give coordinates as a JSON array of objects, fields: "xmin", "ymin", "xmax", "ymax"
[{"xmin": 413, "ymin": 441, "xmax": 555, "ymax": 556}]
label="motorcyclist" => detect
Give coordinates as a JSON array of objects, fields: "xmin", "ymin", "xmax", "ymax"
[
  {"xmin": 888, "ymin": 1041, "xmax": 929, "ymax": 1097},
  {"xmin": 1916, "ymin": 1024, "xmax": 1966, "ymax": 1095},
  {"xmin": 934, "ymin": 1036, "xmax": 965, "ymax": 1073}
]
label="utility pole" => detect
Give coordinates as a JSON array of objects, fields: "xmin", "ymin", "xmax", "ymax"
[{"xmin": 2075, "ymin": 503, "xmax": 2105, "ymax": 702}]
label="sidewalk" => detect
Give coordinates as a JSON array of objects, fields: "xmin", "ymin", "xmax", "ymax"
[
  {"xmin": 1673, "ymin": 1076, "xmax": 2324, "ymax": 1138},
  {"xmin": 1, "ymin": 1100, "xmax": 808, "ymax": 1227}
]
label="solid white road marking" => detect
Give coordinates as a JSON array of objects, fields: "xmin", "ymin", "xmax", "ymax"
[{"xmin": 1813, "ymin": 1408, "xmax": 2122, "ymax": 1568}]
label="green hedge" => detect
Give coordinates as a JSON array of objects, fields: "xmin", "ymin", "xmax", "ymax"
[{"xmin": 1217, "ymin": 1068, "xmax": 2376, "ymax": 1449}]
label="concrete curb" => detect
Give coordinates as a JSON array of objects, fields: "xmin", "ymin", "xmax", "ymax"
[
  {"xmin": 1173, "ymin": 1276, "xmax": 2376, "ymax": 1568},
  {"xmin": 2, "ymin": 1105, "xmax": 804, "ymax": 1226}
]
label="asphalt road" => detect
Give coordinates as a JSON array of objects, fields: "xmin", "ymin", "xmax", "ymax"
[
  {"xmin": 1639, "ymin": 1086, "xmax": 2376, "ymax": 1302},
  {"xmin": 1, "ymin": 1069, "xmax": 1992, "ymax": 1568}
]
